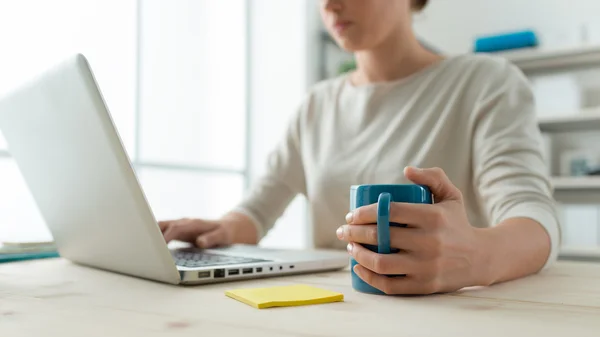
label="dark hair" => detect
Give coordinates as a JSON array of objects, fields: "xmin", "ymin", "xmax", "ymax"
[{"xmin": 412, "ymin": 0, "xmax": 429, "ymax": 11}]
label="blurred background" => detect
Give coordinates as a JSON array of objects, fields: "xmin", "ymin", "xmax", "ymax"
[{"xmin": 1, "ymin": 0, "xmax": 600, "ymax": 259}]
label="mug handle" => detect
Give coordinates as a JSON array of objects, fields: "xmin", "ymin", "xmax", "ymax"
[{"xmin": 377, "ymin": 192, "xmax": 392, "ymax": 254}]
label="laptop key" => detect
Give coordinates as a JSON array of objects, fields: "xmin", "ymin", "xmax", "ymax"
[{"xmin": 172, "ymin": 249, "xmax": 271, "ymax": 268}]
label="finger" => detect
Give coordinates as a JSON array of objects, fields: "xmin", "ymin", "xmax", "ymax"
[
  {"xmin": 337, "ymin": 225, "xmax": 423, "ymax": 251},
  {"xmin": 353, "ymin": 264, "xmax": 438, "ymax": 295},
  {"xmin": 349, "ymin": 202, "xmax": 443, "ymax": 229},
  {"xmin": 162, "ymin": 225, "xmax": 179, "ymax": 243},
  {"xmin": 348, "ymin": 242, "xmax": 419, "ymax": 275},
  {"xmin": 337, "ymin": 224, "xmax": 377, "ymax": 244},
  {"xmin": 403, "ymin": 166, "xmax": 461, "ymax": 201},
  {"xmin": 158, "ymin": 221, "xmax": 171, "ymax": 232},
  {"xmin": 163, "ymin": 220, "xmax": 218, "ymax": 243},
  {"xmin": 196, "ymin": 228, "xmax": 228, "ymax": 248}
]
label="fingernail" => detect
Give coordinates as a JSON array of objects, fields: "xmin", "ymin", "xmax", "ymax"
[
  {"xmin": 196, "ymin": 237, "xmax": 206, "ymax": 248},
  {"xmin": 346, "ymin": 243, "xmax": 353, "ymax": 254},
  {"xmin": 336, "ymin": 226, "xmax": 343, "ymax": 239},
  {"xmin": 345, "ymin": 212, "xmax": 354, "ymax": 224}
]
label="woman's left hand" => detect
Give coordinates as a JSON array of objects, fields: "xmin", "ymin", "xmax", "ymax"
[{"xmin": 336, "ymin": 166, "xmax": 490, "ymax": 295}]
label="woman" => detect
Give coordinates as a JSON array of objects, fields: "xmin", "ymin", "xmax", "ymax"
[{"xmin": 159, "ymin": 0, "xmax": 559, "ymax": 295}]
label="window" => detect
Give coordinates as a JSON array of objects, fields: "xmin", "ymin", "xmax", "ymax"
[
  {"xmin": 248, "ymin": 0, "xmax": 310, "ymax": 248},
  {"xmin": 136, "ymin": 0, "xmax": 248, "ymax": 223},
  {"xmin": 0, "ymin": 132, "xmax": 6, "ymax": 151},
  {"xmin": 138, "ymin": 0, "xmax": 247, "ymax": 171},
  {"xmin": 0, "ymin": 0, "xmax": 137, "ymax": 242},
  {"xmin": 137, "ymin": 168, "xmax": 245, "ymax": 221},
  {"xmin": 0, "ymin": 0, "xmax": 310, "ymax": 248},
  {"xmin": 0, "ymin": 159, "xmax": 50, "ymax": 242}
]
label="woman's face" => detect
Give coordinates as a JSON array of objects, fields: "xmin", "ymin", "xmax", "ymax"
[{"xmin": 320, "ymin": 0, "xmax": 411, "ymax": 51}]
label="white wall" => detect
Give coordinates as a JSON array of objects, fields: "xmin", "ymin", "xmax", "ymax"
[{"xmin": 414, "ymin": 0, "xmax": 600, "ymax": 53}]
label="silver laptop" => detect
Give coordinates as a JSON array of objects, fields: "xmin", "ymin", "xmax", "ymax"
[{"xmin": 0, "ymin": 54, "xmax": 348, "ymax": 285}]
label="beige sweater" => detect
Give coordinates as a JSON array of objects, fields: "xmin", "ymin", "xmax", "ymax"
[{"xmin": 235, "ymin": 54, "xmax": 560, "ymax": 268}]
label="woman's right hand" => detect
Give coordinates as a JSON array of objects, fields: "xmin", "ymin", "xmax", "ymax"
[{"xmin": 158, "ymin": 218, "xmax": 233, "ymax": 249}]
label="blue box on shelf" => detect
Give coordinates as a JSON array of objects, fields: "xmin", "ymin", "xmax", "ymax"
[{"xmin": 474, "ymin": 30, "xmax": 539, "ymax": 53}]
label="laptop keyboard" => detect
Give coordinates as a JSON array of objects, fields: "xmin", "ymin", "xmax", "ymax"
[{"xmin": 172, "ymin": 248, "xmax": 271, "ymax": 268}]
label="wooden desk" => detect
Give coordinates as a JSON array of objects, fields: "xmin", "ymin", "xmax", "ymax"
[{"xmin": 1, "ymin": 259, "xmax": 599, "ymax": 336}]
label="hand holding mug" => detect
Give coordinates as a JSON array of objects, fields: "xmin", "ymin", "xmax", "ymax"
[{"xmin": 337, "ymin": 166, "xmax": 488, "ymax": 295}]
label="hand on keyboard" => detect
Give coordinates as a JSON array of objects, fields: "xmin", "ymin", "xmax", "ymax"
[{"xmin": 159, "ymin": 218, "xmax": 232, "ymax": 249}]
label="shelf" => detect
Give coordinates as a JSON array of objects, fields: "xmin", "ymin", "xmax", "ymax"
[
  {"xmin": 499, "ymin": 45, "xmax": 600, "ymax": 74},
  {"xmin": 552, "ymin": 177, "xmax": 600, "ymax": 204},
  {"xmin": 559, "ymin": 246, "xmax": 600, "ymax": 261},
  {"xmin": 538, "ymin": 110, "xmax": 600, "ymax": 132},
  {"xmin": 552, "ymin": 177, "xmax": 600, "ymax": 190}
]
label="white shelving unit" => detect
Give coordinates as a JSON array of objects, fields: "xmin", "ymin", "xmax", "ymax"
[
  {"xmin": 511, "ymin": 46, "xmax": 600, "ymax": 261},
  {"xmin": 501, "ymin": 45, "xmax": 600, "ymax": 75},
  {"xmin": 538, "ymin": 109, "xmax": 600, "ymax": 132},
  {"xmin": 552, "ymin": 176, "xmax": 600, "ymax": 190},
  {"xmin": 537, "ymin": 110, "xmax": 600, "ymax": 200},
  {"xmin": 539, "ymin": 111, "xmax": 600, "ymax": 195},
  {"xmin": 559, "ymin": 246, "xmax": 600, "ymax": 261}
]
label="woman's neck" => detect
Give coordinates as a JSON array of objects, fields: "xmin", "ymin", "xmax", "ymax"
[{"xmin": 351, "ymin": 27, "xmax": 442, "ymax": 86}]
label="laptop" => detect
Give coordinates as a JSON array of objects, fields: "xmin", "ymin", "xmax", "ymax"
[{"xmin": 0, "ymin": 54, "xmax": 348, "ymax": 285}]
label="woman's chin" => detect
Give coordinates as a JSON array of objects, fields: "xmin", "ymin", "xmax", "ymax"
[
  {"xmin": 328, "ymin": 32, "xmax": 372, "ymax": 52},
  {"xmin": 335, "ymin": 38, "xmax": 368, "ymax": 53}
]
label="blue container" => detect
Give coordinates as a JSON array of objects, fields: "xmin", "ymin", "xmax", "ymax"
[
  {"xmin": 474, "ymin": 30, "xmax": 539, "ymax": 53},
  {"xmin": 349, "ymin": 184, "xmax": 433, "ymax": 295}
]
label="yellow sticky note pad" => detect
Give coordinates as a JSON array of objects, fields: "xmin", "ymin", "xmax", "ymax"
[{"xmin": 225, "ymin": 284, "xmax": 344, "ymax": 309}]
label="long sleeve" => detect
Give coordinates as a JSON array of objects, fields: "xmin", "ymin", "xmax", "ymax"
[
  {"xmin": 233, "ymin": 107, "xmax": 307, "ymax": 239},
  {"xmin": 472, "ymin": 62, "xmax": 561, "ymax": 269}
]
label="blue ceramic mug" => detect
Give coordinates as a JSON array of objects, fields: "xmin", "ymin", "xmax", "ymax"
[{"xmin": 349, "ymin": 184, "xmax": 433, "ymax": 294}]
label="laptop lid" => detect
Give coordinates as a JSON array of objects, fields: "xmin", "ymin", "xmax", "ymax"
[{"xmin": 0, "ymin": 54, "xmax": 180, "ymax": 284}]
